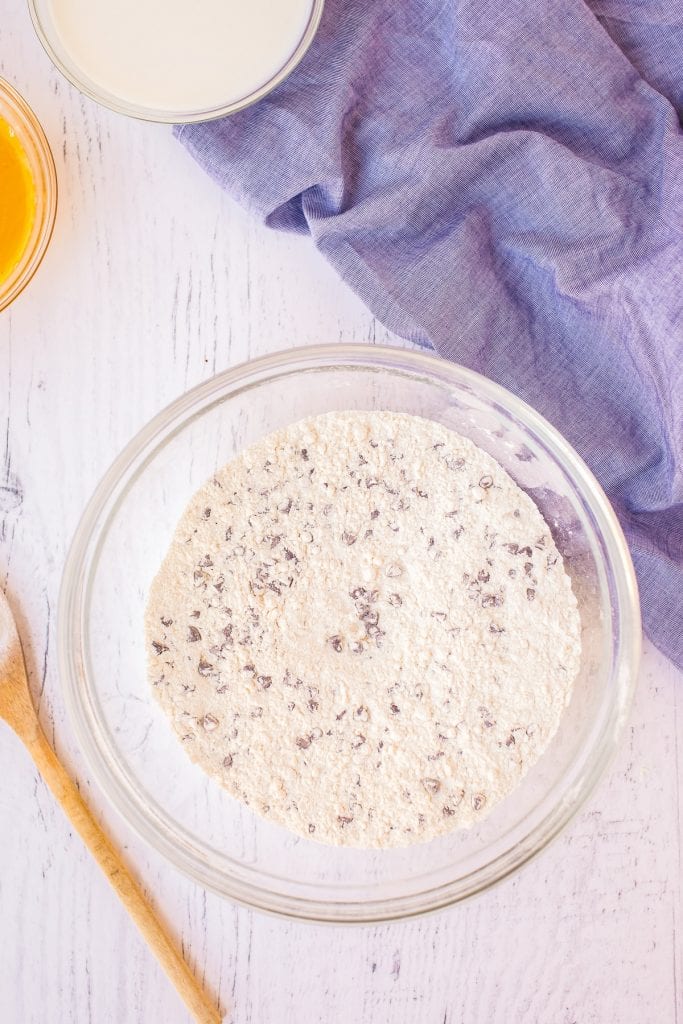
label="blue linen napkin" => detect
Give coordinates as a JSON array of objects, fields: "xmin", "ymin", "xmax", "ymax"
[{"xmin": 176, "ymin": 0, "xmax": 683, "ymax": 667}]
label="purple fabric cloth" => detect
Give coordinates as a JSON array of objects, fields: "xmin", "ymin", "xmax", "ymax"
[{"xmin": 176, "ymin": 0, "xmax": 683, "ymax": 666}]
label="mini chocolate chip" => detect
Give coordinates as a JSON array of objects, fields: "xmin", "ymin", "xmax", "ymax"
[
  {"xmin": 201, "ymin": 714, "xmax": 219, "ymax": 732},
  {"xmin": 296, "ymin": 736, "xmax": 311, "ymax": 750},
  {"xmin": 301, "ymin": 448, "xmax": 309, "ymax": 461},
  {"xmin": 351, "ymin": 734, "xmax": 366, "ymax": 749},
  {"xmin": 223, "ymin": 754, "xmax": 233, "ymax": 767},
  {"xmin": 328, "ymin": 635, "xmax": 343, "ymax": 652},
  {"xmin": 160, "ymin": 616, "xmax": 173, "ymax": 627},
  {"xmin": 202, "ymin": 507, "xmax": 211, "ymax": 519},
  {"xmin": 354, "ymin": 705, "xmax": 369, "ymax": 722},
  {"xmin": 337, "ymin": 815, "xmax": 353, "ymax": 827},
  {"xmin": 442, "ymin": 806, "xmax": 456, "ymax": 817},
  {"xmin": 151, "ymin": 641, "xmax": 169, "ymax": 655},
  {"xmin": 257, "ymin": 675, "xmax": 272, "ymax": 690},
  {"xmin": 388, "ymin": 593, "xmax": 402, "ymax": 607},
  {"xmin": 342, "ymin": 531, "xmax": 357, "ymax": 545},
  {"xmin": 478, "ymin": 570, "xmax": 490, "ymax": 582},
  {"xmin": 308, "ymin": 823, "xmax": 316, "ymax": 833},
  {"xmin": 390, "ymin": 703, "xmax": 401, "ymax": 715},
  {"xmin": 421, "ymin": 778, "xmax": 441, "ymax": 795},
  {"xmin": 197, "ymin": 657, "xmax": 214, "ymax": 675},
  {"xmin": 479, "ymin": 475, "xmax": 493, "ymax": 489},
  {"xmin": 187, "ymin": 626, "xmax": 201, "ymax": 642},
  {"xmin": 350, "ymin": 640, "xmax": 364, "ymax": 654},
  {"xmin": 526, "ymin": 588, "xmax": 536, "ymax": 601},
  {"xmin": 366, "ymin": 477, "xmax": 379, "ymax": 489},
  {"xmin": 472, "ymin": 793, "xmax": 487, "ymax": 811},
  {"xmin": 370, "ymin": 508, "xmax": 380, "ymax": 519}
]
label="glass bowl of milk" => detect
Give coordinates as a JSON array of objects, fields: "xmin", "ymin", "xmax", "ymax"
[{"xmin": 28, "ymin": 0, "xmax": 324, "ymax": 122}]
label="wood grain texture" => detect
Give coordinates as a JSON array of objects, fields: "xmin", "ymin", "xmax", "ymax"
[
  {"xmin": 0, "ymin": 1, "xmax": 681, "ymax": 1022},
  {"xmin": 0, "ymin": 594, "xmax": 221, "ymax": 1024}
]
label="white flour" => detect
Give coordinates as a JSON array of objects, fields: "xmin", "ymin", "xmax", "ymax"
[{"xmin": 146, "ymin": 411, "xmax": 581, "ymax": 848}]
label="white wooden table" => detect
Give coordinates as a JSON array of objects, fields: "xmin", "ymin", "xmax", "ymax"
[{"xmin": 1, "ymin": 3, "xmax": 681, "ymax": 1022}]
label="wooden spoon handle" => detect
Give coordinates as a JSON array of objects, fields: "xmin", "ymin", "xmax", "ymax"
[{"xmin": 23, "ymin": 726, "xmax": 222, "ymax": 1024}]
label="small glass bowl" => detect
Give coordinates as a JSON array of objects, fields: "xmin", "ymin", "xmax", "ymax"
[
  {"xmin": 0, "ymin": 79, "xmax": 57, "ymax": 313},
  {"xmin": 27, "ymin": 0, "xmax": 324, "ymax": 123},
  {"xmin": 59, "ymin": 345, "xmax": 641, "ymax": 923}
]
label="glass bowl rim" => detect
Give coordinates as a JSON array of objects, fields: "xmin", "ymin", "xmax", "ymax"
[
  {"xmin": 27, "ymin": 0, "xmax": 325, "ymax": 124},
  {"xmin": 0, "ymin": 78, "xmax": 57, "ymax": 313},
  {"xmin": 58, "ymin": 343, "xmax": 641, "ymax": 922}
]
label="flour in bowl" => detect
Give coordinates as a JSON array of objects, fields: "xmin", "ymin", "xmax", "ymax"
[{"xmin": 146, "ymin": 411, "xmax": 581, "ymax": 848}]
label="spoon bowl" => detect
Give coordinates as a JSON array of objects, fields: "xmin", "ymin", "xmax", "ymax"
[{"xmin": 0, "ymin": 587, "xmax": 221, "ymax": 1024}]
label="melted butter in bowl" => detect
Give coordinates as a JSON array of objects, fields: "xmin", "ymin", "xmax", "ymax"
[
  {"xmin": 0, "ymin": 80, "xmax": 56, "ymax": 312},
  {"xmin": 0, "ymin": 116, "xmax": 36, "ymax": 286}
]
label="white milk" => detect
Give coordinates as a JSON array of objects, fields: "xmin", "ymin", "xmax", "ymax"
[{"xmin": 47, "ymin": 0, "xmax": 316, "ymax": 113}]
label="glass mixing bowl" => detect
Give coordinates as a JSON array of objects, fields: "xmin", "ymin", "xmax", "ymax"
[
  {"xmin": 59, "ymin": 345, "xmax": 640, "ymax": 922},
  {"xmin": 0, "ymin": 79, "xmax": 57, "ymax": 312}
]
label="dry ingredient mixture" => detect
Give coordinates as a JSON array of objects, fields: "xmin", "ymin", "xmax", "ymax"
[{"xmin": 146, "ymin": 411, "xmax": 581, "ymax": 848}]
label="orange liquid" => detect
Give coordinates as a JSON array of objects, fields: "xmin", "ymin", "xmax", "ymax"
[{"xmin": 0, "ymin": 115, "xmax": 36, "ymax": 285}]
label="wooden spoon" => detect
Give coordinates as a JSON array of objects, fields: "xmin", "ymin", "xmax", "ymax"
[{"xmin": 0, "ymin": 588, "xmax": 222, "ymax": 1024}]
